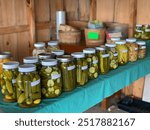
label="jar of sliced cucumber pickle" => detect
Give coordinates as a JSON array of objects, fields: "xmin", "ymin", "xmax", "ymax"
[
  {"xmin": 1, "ymin": 61, "xmax": 19, "ymax": 102},
  {"xmin": 96, "ymin": 46, "xmax": 110, "ymax": 74},
  {"xmin": 83, "ymin": 48, "xmax": 99, "ymax": 79},
  {"xmin": 40, "ymin": 59, "xmax": 62, "ymax": 98},
  {"xmin": 71, "ymin": 52, "xmax": 88, "ymax": 86},
  {"xmin": 57, "ymin": 55, "xmax": 76, "ymax": 92},
  {"xmin": 115, "ymin": 40, "xmax": 128, "ymax": 65},
  {"xmin": 136, "ymin": 41, "xmax": 146, "ymax": 59},
  {"xmin": 47, "ymin": 41, "xmax": 60, "ymax": 53},
  {"xmin": 105, "ymin": 43, "xmax": 118, "ymax": 69},
  {"xmin": 16, "ymin": 64, "xmax": 41, "ymax": 107}
]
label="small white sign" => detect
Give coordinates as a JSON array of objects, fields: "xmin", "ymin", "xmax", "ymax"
[
  {"xmin": 81, "ymin": 65, "xmax": 88, "ymax": 70},
  {"xmin": 51, "ymin": 74, "xmax": 61, "ymax": 79},
  {"xmin": 31, "ymin": 79, "xmax": 40, "ymax": 87},
  {"xmin": 102, "ymin": 54, "xmax": 109, "ymax": 58},
  {"xmin": 122, "ymin": 50, "xmax": 128, "ymax": 53},
  {"xmin": 67, "ymin": 65, "xmax": 75, "ymax": 71},
  {"xmin": 114, "ymin": 53, "xmax": 118, "ymax": 57},
  {"xmin": 93, "ymin": 60, "xmax": 98, "ymax": 64}
]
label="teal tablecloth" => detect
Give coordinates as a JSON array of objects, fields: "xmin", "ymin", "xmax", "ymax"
[{"xmin": 0, "ymin": 41, "xmax": 150, "ymax": 113}]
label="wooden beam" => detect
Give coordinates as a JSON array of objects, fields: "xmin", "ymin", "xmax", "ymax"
[
  {"xmin": 36, "ymin": 22, "xmax": 51, "ymax": 30},
  {"xmin": 89, "ymin": 0, "xmax": 97, "ymax": 20},
  {"xmin": 0, "ymin": 25, "xmax": 29, "ymax": 35}
]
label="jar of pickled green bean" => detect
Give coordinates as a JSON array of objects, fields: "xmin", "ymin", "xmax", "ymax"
[
  {"xmin": 115, "ymin": 40, "xmax": 129, "ymax": 65},
  {"xmin": 96, "ymin": 46, "xmax": 110, "ymax": 74},
  {"xmin": 16, "ymin": 64, "xmax": 41, "ymax": 107},
  {"xmin": 71, "ymin": 52, "xmax": 88, "ymax": 86},
  {"xmin": 23, "ymin": 56, "xmax": 41, "ymax": 71},
  {"xmin": 1, "ymin": 61, "xmax": 19, "ymax": 102},
  {"xmin": 105, "ymin": 43, "xmax": 118, "ymax": 69},
  {"xmin": 40, "ymin": 59, "xmax": 62, "ymax": 98},
  {"xmin": 83, "ymin": 48, "xmax": 99, "ymax": 79},
  {"xmin": 52, "ymin": 50, "xmax": 64, "ymax": 58},
  {"xmin": 126, "ymin": 38, "xmax": 138, "ymax": 62},
  {"xmin": 57, "ymin": 55, "xmax": 76, "ymax": 92}
]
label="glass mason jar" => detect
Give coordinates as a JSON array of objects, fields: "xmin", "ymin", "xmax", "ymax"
[
  {"xmin": 96, "ymin": 46, "xmax": 110, "ymax": 74},
  {"xmin": 0, "ymin": 53, "xmax": 12, "ymax": 74},
  {"xmin": 47, "ymin": 41, "xmax": 60, "ymax": 53},
  {"xmin": 57, "ymin": 55, "xmax": 76, "ymax": 92},
  {"xmin": 115, "ymin": 40, "xmax": 129, "ymax": 65},
  {"xmin": 16, "ymin": 64, "xmax": 41, "ymax": 107},
  {"xmin": 1, "ymin": 61, "xmax": 19, "ymax": 102},
  {"xmin": 23, "ymin": 56, "xmax": 41, "ymax": 71},
  {"xmin": 40, "ymin": 59, "xmax": 62, "ymax": 98},
  {"xmin": 38, "ymin": 53, "xmax": 54, "ymax": 61},
  {"xmin": 83, "ymin": 48, "xmax": 99, "ymax": 79},
  {"xmin": 126, "ymin": 38, "xmax": 138, "ymax": 62},
  {"xmin": 141, "ymin": 29, "xmax": 150, "ymax": 40},
  {"xmin": 136, "ymin": 41, "xmax": 146, "ymax": 59},
  {"xmin": 32, "ymin": 42, "xmax": 46, "ymax": 56},
  {"xmin": 52, "ymin": 50, "xmax": 64, "ymax": 58},
  {"xmin": 109, "ymin": 37, "xmax": 121, "ymax": 44},
  {"xmin": 71, "ymin": 52, "xmax": 88, "ymax": 86},
  {"xmin": 105, "ymin": 44, "xmax": 118, "ymax": 69},
  {"xmin": 134, "ymin": 29, "xmax": 143, "ymax": 39}
]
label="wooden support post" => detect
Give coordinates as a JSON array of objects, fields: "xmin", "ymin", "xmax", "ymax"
[
  {"xmin": 26, "ymin": 0, "xmax": 36, "ymax": 54},
  {"xmin": 89, "ymin": 0, "xmax": 97, "ymax": 21},
  {"xmin": 56, "ymin": 0, "xmax": 64, "ymax": 11}
]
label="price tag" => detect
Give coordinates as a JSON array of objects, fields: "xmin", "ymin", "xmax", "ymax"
[
  {"xmin": 114, "ymin": 53, "xmax": 118, "ymax": 57},
  {"xmin": 12, "ymin": 79, "xmax": 16, "ymax": 84},
  {"xmin": 141, "ymin": 46, "xmax": 146, "ymax": 49},
  {"xmin": 51, "ymin": 74, "xmax": 61, "ymax": 79},
  {"xmin": 102, "ymin": 54, "xmax": 109, "ymax": 58},
  {"xmin": 67, "ymin": 65, "xmax": 75, "ymax": 71},
  {"xmin": 122, "ymin": 50, "xmax": 128, "ymax": 53},
  {"xmin": 31, "ymin": 79, "xmax": 40, "ymax": 87},
  {"xmin": 93, "ymin": 60, "xmax": 98, "ymax": 64},
  {"xmin": 81, "ymin": 65, "xmax": 88, "ymax": 70}
]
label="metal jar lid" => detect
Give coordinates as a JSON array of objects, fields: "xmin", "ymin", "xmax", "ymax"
[
  {"xmin": 3, "ymin": 61, "xmax": 19, "ymax": 69},
  {"xmin": 38, "ymin": 53, "xmax": 54, "ymax": 60},
  {"xmin": 57, "ymin": 55, "xmax": 74, "ymax": 63},
  {"xmin": 41, "ymin": 59, "xmax": 58, "ymax": 66},
  {"xmin": 23, "ymin": 56, "xmax": 39, "ymax": 64},
  {"xmin": 18, "ymin": 64, "xmax": 36, "ymax": 73}
]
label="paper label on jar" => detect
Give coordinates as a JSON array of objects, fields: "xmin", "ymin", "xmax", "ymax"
[
  {"xmin": 135, "ymin": 48, "xmax": 138, "ymax": 51},
  {"xmin": 81, "ymin": 65, "xmax": 88, "ymax": 70},
  {"xmin": 102, "ymin": 54, "xmax": 109, "ymax": 58},
  {"xmin": 31, "ymin": 79, "xmax": 40, "ymax": 87},
  {"xmin": 122, "ymin": 50, "xmax": 128, "ymax": 53},
  {"xmin": 93, "ymin": 60, "xmax": 98, "ymax": 64},
  {"xmin": 51, "ymin": 74, "xmax": 61, "ymax": 79},
  {"xmin": 67, "ymin": 65, "xmax": 75, "ymax": 71},
  {"xmin": 114, "ymin": 53, "xmax": 118, "ymax": 57},
  {"xmin": 12, "ymin": 79, "xmax": 16, "ymax": 84},
  {"xmin": 141, "ymin": 46, "xmax": 146, "ymax": 49}
]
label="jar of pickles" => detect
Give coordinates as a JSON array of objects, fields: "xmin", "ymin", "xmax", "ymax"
[
  {"xmin": 57, "ymin": 55, "xmax": 76, "ymax": 92},
  {"xmin": 115, "ymin": 40, "xmax": 128, "ymax": 65},
  {"xmin": 32, "ymin": 42, "xmax": 46, "ymax": 56},
  {"xmin": 134, "ymin": 25, "xmax": 143, "ymax": 39},
  {"xmin": 141, "ymin": 29, "xmax": 150, "ymax": 40},
  {"xmin": 40, "ymin": 59, "xmax": 62, "ymax": 98},
  {"xmin": 108, "ymin": 37, "xmax": 121, "ymax": 44},
  {"xmin": 47, "ymin": 41, "xmax": 60, "ymax": 53},
  {"xmin": 52, "ymin": 50, "xmax": 64, "ymax": 58},
  {"xmin": 96, "ymin": 46, "xmax": 110, "ymax": 74},
  {"xmin": 105, "ymin": 44, "xmax": 118, "ymax": 69},
  {"xmin": 16, "ymin": 64, "xmax": 41, "ymax": 107},
  {"xmin": 83, "ymin": 48, "xmax": 99, "ymax": 79},
  {"xmin": 71, "ymin": 52, "xmax": 88, "ymax": 86},
  {"xmin": 1, "ymin": 61, "xmax": 19, "ymax": 102},
  {"xmin": 136, "ymin": 41, "xmax": 146, "ymax": 59},
  {"xmin": 38, "ymin": 53, "xmax": 54, "ymax": 61},
  {"xmin": 23, "ymin": 56, "xmax": 41, "ymax": 71},
  {"xmin": 0, "ymin": 52, "xmax": 11, "ymax": 74},
  {"xmin": 126, "ymin": 38, "xmax": 138, "ymax": 62}
]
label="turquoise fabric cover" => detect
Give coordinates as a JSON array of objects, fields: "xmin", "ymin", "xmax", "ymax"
[{"xmin": 0, "ymin": 41, "xmax": 150, "ymax": 113}]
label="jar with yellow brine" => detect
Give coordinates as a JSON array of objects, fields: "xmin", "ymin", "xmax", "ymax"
[
  {"xmin": 126, "ymin": 38, "xmax": 138, "ymax": 62},
  {"xmin": 57, "ymin": 55, "xmax": 76, "ymax": 92},
  {"xmin": 83, "ymin": 48, "xmax": 99, "ymax": 79},
  {"xmin": 105, "ymin": 44, "xmax": 118, "ymax": 69},
  {"xmin": 136, "ymin": 41, "xmax": 146, "ymax": 59},
  {"xmin": 32, "ymin": 42, "xmax": 46, "ymax": 56},
  {"xmin": 96, "ymin": 46, "xmax": 110, "ymax": 74},
  {"xmin": 40, "ymin": 59, "xmax": 62, "ymax": 98},
  {"xmin": 1, "ymin": 61, "xmax": 19, "ymax": 102},
  {"xmin": 115, "ymin": 40, "xmax": 128, "ymax": 65},
  {"xmin": 71, "ymin": 52, "xmax": 88, "ymax": 86},
  {"xmin": 16, "ymin": 64, "xmax": 41, "ymax": 107},
  {"xmin": 47, "ymin": 41, "xmax": 60, "ymax": 53}
]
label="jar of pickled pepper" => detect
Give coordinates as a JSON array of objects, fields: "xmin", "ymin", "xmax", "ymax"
[
  {"xmin": 96, "ymin": 46, "xmax": 110, "ymax": 74},
  {"xmin": 23, "ymin": 56, "xmax": 41, "ymax": 71},
  {"xmin": 32, "ymin": 42, "xmax": 46, "ymax": 56},
  {"xmin": 105, "ymin": 44, "xmax": 118, "ymax": 69},
  {"xmin": 83, "ymin": 48, "xmax": 99, "ymax": 79},
  {"xmin": 57, "ymin": 55, "xmax": 76, "ymax": 92},
  {"xmin": 52, "ymin": 50, "xmax": 65, "ymax": 58},
  {"xmin": 0, "ymin": 52, "xmax": 11, "ymax": 74},
  {"xmin": 126, "ymin": 38, "xmax": 138, "ymax": 62},
  {"xmin": 115, "ymin": 40, "xmax": 129, "ymax": 65},
  {"xmin": 1, "ymin": 61, "xmax": 19, "ymax": 102},
  {"xmin": 71, "ymin": 52, "xmax": 88, "ymax": 86},
  {"xmin": 16, "ymin": 64, "xmax": 41, "ymax": 107},
  {"xmin": 136, "ymin": 41, "xmax": 146, "ymax": 59},
  {"xmin": 47, "ymin": 41, "xmax": 60, "ymax": 53},
  {"xmin": 40, "ymin": 59, "xmax": 62, "ymax": 98}
]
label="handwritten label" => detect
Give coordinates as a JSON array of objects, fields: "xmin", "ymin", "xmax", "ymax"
[
  {"xmin": 81, "ymin": 65, "xmax": 88, "ymax": 70},
  {"xmin": 67, "ymin": 65, "xmax": 75, "ymax": 71},
  {"xmin": 12, "ymin": 79, "xmax": 16, "ymax": 84},
  {"xmin": 93, "ymin": 60, "xmax": 98, "ymax": 64},
  {"xmin": 102, "ymin": 54, "xmax": 109, "ymax": 58},
  {"xmin": 114, "ymin": 53, "xmax": 118, "ymax": 57},
  {"xmin": 141, "ymin": 46, "xmax": 146, "ymax": 49},
  {"xmin": 31, "ymin": 79, "xmax": 40, "ymax": 87},
  {"xmin": 51, "ymin": 74, "xmax": 61, "ymax": 79},
  {"xmin": 122, "ymin": 50, "xmax": 128, "ymax": 53}
]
